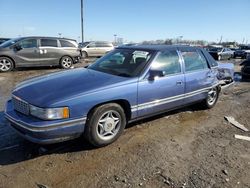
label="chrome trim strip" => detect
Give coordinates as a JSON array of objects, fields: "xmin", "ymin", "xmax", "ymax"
[
  {"xmin": 131, "ymin": 84, "xmax": 219, "ymax": 111},
  {"xmin": 5, "ymin": 113, "xmax": 86, "ymax": 132}
]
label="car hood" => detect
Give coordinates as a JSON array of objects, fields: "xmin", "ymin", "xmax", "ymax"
[{"xmin": 12, "ymin": 68, "xmax": 135, "ymax": 107}]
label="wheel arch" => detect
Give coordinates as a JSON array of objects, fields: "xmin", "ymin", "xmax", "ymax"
[
  {"xmin": 81, "ymin": 50, "xmax": 88, "ymax": 58},
  {"xmin": 0, "ymin": 55, "xmax": 16, "ymax": 68},
  {"xmin": 60, "ymin": 55, "xmax": 73, "ymax": 63},
  {"xmin": 86, "ymin": 99, "xmax": 132, "ymax": 122}
]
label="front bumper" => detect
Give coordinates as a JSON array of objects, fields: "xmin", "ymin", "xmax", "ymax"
[{"xmin": 4, "ymin": 100, "xmax": 86, "ymax": 144}]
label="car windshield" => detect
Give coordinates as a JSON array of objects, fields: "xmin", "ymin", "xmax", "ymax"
[
  {"xmin": 210, "ymin": 48, "xmax": 222, "ymax": 52},
  {"xmin": 88, "ymin": 48, "xmax": 154, "ymax": 77},
  {"xmin": 0, "ymin": 38, "xmax": 22, "ymax": 48}
]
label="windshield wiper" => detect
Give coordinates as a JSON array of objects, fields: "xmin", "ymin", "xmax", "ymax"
[{"xmin": 117, "ymin": 73, "xmax": 131, "ymax": 77}]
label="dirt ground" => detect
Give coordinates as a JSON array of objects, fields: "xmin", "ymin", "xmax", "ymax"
[{"xmin": 0, "ymin": 59, "xmax": 249, "ymax": 188}]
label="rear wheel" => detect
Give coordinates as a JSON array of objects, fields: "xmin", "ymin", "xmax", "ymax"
[
  {"xmin": 84, "ymin": 103, "xmax": 126, "ymax": 147},
  {"xmin": 60, "ymin": 56, "xmax": 73, "ymax": 69},
  {"xmin": 202, "ymin": 87, "xmax": 219, "ymax": 109},
  {"xmin": 0, "ymin": 57, "xmax": 14, "ymax": 72}
]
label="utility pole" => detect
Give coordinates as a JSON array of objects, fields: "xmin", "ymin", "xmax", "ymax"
[
  {"xmin": 81, "ymin": 0, "xmax": 84, "ymax": 43},
  {"xmin": 219, "ymin": 35, "xmax": 223, "ymax": 44},
  {"xmin": 242, "ymin": 38, "xmax": 245, "ymax": 45},
  {"xmin": 114, "ymin": 34, "xmax": 117, "ymax": 44}
]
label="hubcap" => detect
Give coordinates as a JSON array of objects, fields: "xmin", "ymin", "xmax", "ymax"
[
  {"xmin": 207, "ymin": 88, "xmax": 217, "ymax": 105},
  {"xmin": 0, "ymin": 58, "xmax": 11, "ymax": 71},
  {"xmin": 62, "ymin": 57, "xmax": 72, "ymax": 68},
  {"xmin": 96, "ymin": 110, "xmax": 120, "ymax": 141}
]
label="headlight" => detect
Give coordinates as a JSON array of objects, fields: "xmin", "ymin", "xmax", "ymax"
[{"xmin": 30, "ymin": 105, "xmax": 69, "ymax": 120}]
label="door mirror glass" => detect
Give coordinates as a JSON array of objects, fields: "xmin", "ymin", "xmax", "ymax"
[
  {"xmin": 148, "ymin": 69, "xmax": 164, "ymax": 80},
  {"xmin": 14, "ymin": 44, "xmax": 22, "ymax": 51}
]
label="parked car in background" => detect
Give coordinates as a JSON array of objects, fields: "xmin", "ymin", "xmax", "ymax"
[
  {"xmin": 79, "ymin": 41, "xmax": 114, "ymax": 58},
  {"xmin": 238, "ymin": 45, "xmax": 250, "ymax": 59},
  {"xmin": 234, "ymin": 49, "xmax": 247, "ymax": 59},
  {"xmin": 0, "ymin": 36, "xmax": 80, "ymax": 72},
  {"xmin": 5, "ymin": 45, "xmax": 224, "ymax": 147},
  {"xmin": 0, "ymin": 38, "xmax": 11, "ymax": 45},
  {"xmin": 208, "ymin": 47, "xmax": 233, "ymax": 60},
  {"xmin": 240, "ymin": 59, "xmax": 250, "ymax": 80}
]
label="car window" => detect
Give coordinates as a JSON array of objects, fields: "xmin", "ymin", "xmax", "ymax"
[
  {"xmin": 181, "ymin": 50, "xmax": 208, "ymax": 72},
  {"xmin": 88, "ymin": 49, "xmax": 153, "ymax": 77},
  {"xmin": 87, "ymin": 42, "xmax": 96, "ymax": 48},
  {"xmin": 151, "ymin": 50, "xmax": 181, "ymax": 75},
  {"xmin": 40, "ymin": 39, "xmax": 58, "ymax": 47},
  {"xmin": 60, "ymin": 40, "xmax": 76, "ymax": 47},
  {"xmin": 19, "ymin": 39, "xmax": 37, "ymax": 48},
  {"xmin": 99, "ymin": 42, "xmax": 113, "ymax": 47}
]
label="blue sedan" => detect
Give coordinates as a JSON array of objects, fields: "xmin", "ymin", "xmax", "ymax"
[{"xmin": 5, "ymin": 45, "xmax": 221, "ymax": 147}]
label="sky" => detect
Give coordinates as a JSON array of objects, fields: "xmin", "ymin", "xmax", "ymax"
[{"xmin": 0, "ymin": 0, "xmax": 249, "ymax": 44}]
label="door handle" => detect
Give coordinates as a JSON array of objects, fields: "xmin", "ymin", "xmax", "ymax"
[
  {"xmin": 39, "ymin": 49, "xmax": 47, "ymax": 54},
  {"xmin": 176, "ymin": 81, "xmax": 183, "ymax": 85}
]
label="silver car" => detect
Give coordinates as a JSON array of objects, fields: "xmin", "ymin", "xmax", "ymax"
[
  {"xmin": 0, "ymin": 37, "xmax": 81, "ymax": 72},
  {"xmin": 79, "ymin": 41, "xmax": 114, "ymax": 58}
]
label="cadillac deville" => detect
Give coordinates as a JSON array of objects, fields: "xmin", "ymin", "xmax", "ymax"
[{"xmin": 5, "ymin": 45, "xmax": 225, "ymax": 147}]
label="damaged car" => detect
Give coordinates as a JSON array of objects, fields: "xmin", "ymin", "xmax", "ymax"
[{"xmin": 5, "ymin": 45, "xmax": 229, "ymax": 147}]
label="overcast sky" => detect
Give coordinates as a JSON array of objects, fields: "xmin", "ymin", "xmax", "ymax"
[{"xmin": 0, "ymin": 0, "xmax": 249, "ymax": 43}]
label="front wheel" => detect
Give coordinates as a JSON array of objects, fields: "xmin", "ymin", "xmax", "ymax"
[
  {"xmin": 0, "ymin": 57, "xmax": 14, "ymax": 72},
  {"xmin": 84, "ymin": 103, "xmax": 126, "ymax": 147},
  {"xmin": 60, "ymin": 56, "xmax": 73, "ymax": 69},
  {"xmin": 202, "ymin": 87, "xmax": 219, "ymax": 109},
  {"xmin": 81, "ymin": 51, "xmax": 88, "ymax": 59}
]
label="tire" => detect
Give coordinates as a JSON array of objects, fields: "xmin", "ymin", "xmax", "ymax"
[
  {"xmin": 81, "ymin": 51, "xmax": 88, "ymax": 59},
  {"xmin": 217, "ymin": 55, "xmax": 221, "ymax": 61},
  {"xmin": 202, "ymin": 87, "xmax": 219, "ymax": 109},
  {"xmin": 0, "ymin": 57, "xmax": 14, "ymax": 72},
  {"xmin": 84, "ymin": 103, "xmax": 126, "ymax": 147},
  {"xmin": 60, "ymin": 56, "xmax": 73, "ymax": 69}
]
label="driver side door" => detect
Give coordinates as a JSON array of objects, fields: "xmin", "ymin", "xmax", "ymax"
[
  {"xmin": 137, "ymin": 49, "xmax": 185, "ymax": 117},
  {"xmin": 14, "ymin": 38, "xmax": 40, "ymax": 66}
]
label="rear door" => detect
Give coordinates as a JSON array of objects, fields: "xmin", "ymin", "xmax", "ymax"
[
  {"xmin": 86, "ymin": 42, "xmax": 98, "ymax": 56},
  {"xmin": 137, "ymin": 49, "xmax": 185, "ymax": 117},
  {"xmin": 39, "ymin": 38, "xmax": 61, "ymax": 65},
  {"xmin": 14, "ymin": 38, "xmax": 40, "ymax": 66},
  {"xmin": 179, "ymin": 47, "xmax": 215, "ymax": 104}
]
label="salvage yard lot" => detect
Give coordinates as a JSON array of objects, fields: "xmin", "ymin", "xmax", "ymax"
[{"xmin": 0, "ymin": 59, "xmax": 250, "ymax": 188}]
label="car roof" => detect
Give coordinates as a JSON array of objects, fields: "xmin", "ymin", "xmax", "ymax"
[
  {"xmin": 117, "ymin": 44, "xmax": 201, "ymax": 51},
  {"xmin": 14, "ymin": 36, "xmax": 76, "ymax": 41}
]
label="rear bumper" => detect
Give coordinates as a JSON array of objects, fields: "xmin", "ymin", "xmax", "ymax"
[{"xmin": 4, "ymin": 100, "xmax": 86, "ymax": 144}]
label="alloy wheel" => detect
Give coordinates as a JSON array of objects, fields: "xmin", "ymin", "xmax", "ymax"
[
  {"xmin": 96, "ymin": 110, "xmax": 121, "ymax": 141},
  {"xmin": 0, "ymin": 58, "xmax": 12, "ymax": 72}
]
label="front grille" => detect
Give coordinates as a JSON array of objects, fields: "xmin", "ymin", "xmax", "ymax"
[{"xmin": 12, "ymin": 96, "xmax": 30, "ymax": 115}]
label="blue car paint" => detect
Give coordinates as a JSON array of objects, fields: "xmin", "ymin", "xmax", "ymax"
[{"xmin": 5, "ymin": 45, "xmax": 221, "ymax": 144}]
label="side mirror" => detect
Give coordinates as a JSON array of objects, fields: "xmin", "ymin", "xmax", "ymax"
[
  {"xmin": 14, "ymin": 44, "xmax": 22, "ymax": 51},
  {"xmin": 148, "ymin": 70, "xmax": 164, "ymax": 80}
]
